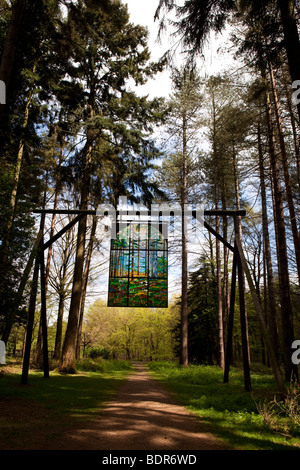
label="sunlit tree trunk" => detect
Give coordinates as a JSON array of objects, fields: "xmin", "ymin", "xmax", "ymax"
[
  {"xmin": 277, "ymin": 0, "xmax": 300, "ymax": 121},
  {"xmin": 211, "ymin": 91, "xmax": 224, "ymax": 370},
  {"xmin": 59, "ymin": 136, "xmax": 93, "ymax": 373},
  {"xmin": 257, "ymin": 121, "xmax": 280, "ymax": 359},
  {"xmin": 76, "ymin": 215, "xmax": 97, "ymax": 360},
  {"xmin": 265, "ymin": 91, "xmax": 297, "ymax": 381},
  {"xmin": 269, "ymin": 63, "xmax": 300, "ymax": 283},
  {"xmin": 180, "ymin": 110, "xmax": 189, "ymax": 367}
]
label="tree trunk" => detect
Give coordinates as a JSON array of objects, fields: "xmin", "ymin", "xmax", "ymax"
[
  {"xmin": 222, "ymin": 182, "xmax": 230, "ymax": 347},
  {"xmin": 233, "ymin": 152, "xmax": 251, "ymax": 390},
  {"xmin": 35, "ymin": 143, "xmax": 64, "ymax": 364},
  {"xmin": 257, "ymin": 122, "xmax": 280, "ymax": 358},
  {"xmin": 53, "ymin": 222, "xmax": 73, "ymax": 360},
  {"xmin": 211, "ymin": 91, "xmax": 224, "ymax": 370},
  {"xmin": 0, "ymin": 0, "xmax": 25, "ymax": 124},
  {"xmin": 59, "ymin": 139, "xmax": 93, "ymax": 373},
  {"xmin": 235, "ymin": 236, "xmax": 286, "ymax": 395},
  {"xmin": 53, "ymin": 293, "xmax": 65, "ymax": 360},
  {"xmin": 265, "ymin": 91, "xmax": 298, "ymax": 381},
  {"xmin": 277, "ymin": 0, "xmax": 300, "ymax": 121},
  {"xmin": 180, "ymin": 110, "xmax": 189, "ymax": 367},
  {"xmin": 0, "ymin": 62, "xmax": 36, "ymax": 324},
  {"xmin": 0, "ymin": 63, "xmax": 36, "ymax": 275},
  {"xmin": 76, "ymin": 215, "xmax": 97, "ymax": 360},
  {"xmin": 215, "ymin": 186, "xmax": 224, "ymax": 370},
  {"xmin": 21, "ymin": 253, "xmax": 40, "ymax": 385},
  {"xmin": 283, "ymin": 70, "xmax": 300, "ymax": 191},
  {"xmin": 269, "ymin": 63, "xmax": 300, "ymax": 283}
]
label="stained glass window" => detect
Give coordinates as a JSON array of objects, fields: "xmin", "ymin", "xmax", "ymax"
[{"xmin": 108, "ymin": 223, "xmax": 168, "ymax": 308}]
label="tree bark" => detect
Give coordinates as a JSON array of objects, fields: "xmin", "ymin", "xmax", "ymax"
[
  {"xmin": 53, "ymin": 222, "xmax": 73, "ymax": 360},
  {"xmin": 257, "ymin": 122, "xmax": 280, "ymax": 358},
  {"xmin": 269, "ymin": 63, "xmax": 300, "ymax": 283},
  {"xmin": 211, "ymin": 91, "xmax": 224, "ymax": 370},
  {"xmin": 277, "ymin": 0, "xmax": 300, "ymax": 121},
  {"xmin": 59, "ymin": 138, "xmax": 93, "ymax": 373},
  {"xmin": 265, "ymin": 91, "xmax": 298, "ymax": 381},
  {"xmin": 235, "ymin": 236, "xmax": 286, "ymax": 395},
  {"xmin": 222, "ymin": 182, "xmax": 230, "ymax": 347},
  {"xmin": 215, "ymin": 186, "xmax": 224, "ymax": 370},
  {"xmin": 180, "ymin": 110, "xmax": 189, "ymax": 367},
  {"xmin": 76, "ymin": 215, "xmax": 97, "ymax": 360},
  {"xmin": 21, "ymin": 253, "xmax": 40, "ymax": 385},
  {"xmin": 35, "ymin": 141, "xmax": 64, "ymax": 364},
  {"xmin": 232, "ymin": 151, "xmax": 251, "ymax": 390},
  {"xmin": 283, "ymin": 70, "xmax": 300, "ymax": 191}
]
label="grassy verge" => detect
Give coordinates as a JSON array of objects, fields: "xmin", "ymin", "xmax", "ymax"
[
  {"xmin": 148, "ymin": 361, "xmax": 300, "ymax": 451},
  {"xmin": 0, "ymin": 359, "xmax": 132, "ymax": 450}
]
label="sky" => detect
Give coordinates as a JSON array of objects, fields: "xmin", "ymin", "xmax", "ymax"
[
  {"xmin": 122, "ymin": 0, "xmax": 236, "ymax": 99},
  {"xmin": 88, "ymin": 1, "xmax": 238, "ymax": 306},
  {"xmin": 86, "ymin": 1, "xmax": 236, "ymax": 305},
  {"xmin": 121, "ymin": 0, "xmax": 173, "ymax": 98}
]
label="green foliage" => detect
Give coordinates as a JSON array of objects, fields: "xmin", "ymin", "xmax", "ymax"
[
  {"xmin": 187, "ymin": 256, "xmax": 219, "ymax": 364},
  {"xmin": 148, "ymin": 362, "xmax": 300, "ymax": 449},
  {"xmin": 82, "ymin": 299, "xmax": 180, "ymax": 361},
  {"xmin": 76, "ymin": 357, "xmax": 132, "ymax": 373},
  {"xmin": 156, "ymin": 0, "xmax": 235, "ymax": 58},
  {"xmin": 255, "ymin": 382, "xmax": 300, "ymax": 437},
  {"xmin": 0, "ymin": 0, "xmax": 169, "ymax": 346},
  {"xmin": 171, "ymin": 255, "xmax": 220, "ymax": 365},
  {"xmin": 87, "ymin": 346, "xmax": 111, "ymax": 360},
  {"xmin": 0, "ymin": 363, "xmax": 131, "ymax": 449}
]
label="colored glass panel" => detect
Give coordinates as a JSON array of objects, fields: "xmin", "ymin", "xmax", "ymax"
[
  {"xmin": 148, "ymin": 280, "xmax": 168, "ymax": 308},
  {"xmin": 108, "ymin": 223, "xmax": 168, "ymax": 307}
]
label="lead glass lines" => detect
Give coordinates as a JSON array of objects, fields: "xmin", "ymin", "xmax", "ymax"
[{"xmin": 108, "ymin": 223, "xmax": 168, "ymax": 308}]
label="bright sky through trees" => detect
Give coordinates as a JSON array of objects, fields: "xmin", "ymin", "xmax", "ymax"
[{"xmin": 122, "ymin": 0, "xmax": 235, "ymax": 98}]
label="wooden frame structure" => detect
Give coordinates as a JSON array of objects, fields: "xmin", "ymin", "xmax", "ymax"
[{"xmin": 21, "ymin": 207, "xmax": 286, "ymax": 394}]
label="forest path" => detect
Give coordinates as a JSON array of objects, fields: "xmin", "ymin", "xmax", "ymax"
[{"xmin": 60, "ymin": 362, "xmax": 229, "ymax": 450}]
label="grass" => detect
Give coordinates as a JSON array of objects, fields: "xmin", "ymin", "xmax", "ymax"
[
  {"xmin": 147, "ymin": 361, "xmax": 300, "ymax": 451},
  {"xmin": 1, "ymin": 358, "xmax": 300, "ymax": 451},
  {"xmin": 0, "ymin": 358, "xmax": 132, "ymax": 450}
]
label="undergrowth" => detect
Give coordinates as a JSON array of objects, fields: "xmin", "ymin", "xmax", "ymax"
[
  {"xmin": 75, "ymin": 357, "xmax": 132, "ymax": 373},
  {"xmin": 148, "ymin": 361, "xmax": 300, "ymax": 450}
]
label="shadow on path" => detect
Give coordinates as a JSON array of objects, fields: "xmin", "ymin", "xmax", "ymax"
[{"xmin": 60, "ymin": 362, "xmax": 228, "ymax": 450}]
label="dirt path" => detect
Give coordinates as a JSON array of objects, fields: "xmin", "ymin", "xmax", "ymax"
[{"xmin": 57, "ymin": 362, "xmax": 228, "ymax": 450}]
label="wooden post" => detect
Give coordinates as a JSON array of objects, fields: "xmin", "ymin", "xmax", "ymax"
[
  {"xmin": 21, "ymin": 254, "xmax": 40, "ymax": 385},
  {"xmin": 234, "ymin": 217, "xmax": 252, "ymax": 392},
  {"xmin": 237, "ymin": 248, "xmax": 252, "ymax": 392},
  {"xmin": 224, "ymin": 242, "xmax": 237, "ymax": 384},
  {"xmin": 235, "ymin": 236, "xmax": 287, "ymax": 395},
  {"xmin": 2, "ymin": 230, "xmax": 42, "ymax": 345}
]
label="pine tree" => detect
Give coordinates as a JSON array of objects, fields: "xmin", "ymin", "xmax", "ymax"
[
  {"xmin": 58, "ymin": 0, "xmax": 167, "ymax": 372},
  {"xmin": 156, "ymin": 65, "xmax": 203, "ymax": 367},
  {"xmin": 155, "ymin": 0, "xmax": 300, "ymax": 120}
]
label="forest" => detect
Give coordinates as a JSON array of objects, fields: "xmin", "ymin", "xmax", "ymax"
[{"xmin": 0, "ymin": 0, "xmax": 300, "ymax": 397}]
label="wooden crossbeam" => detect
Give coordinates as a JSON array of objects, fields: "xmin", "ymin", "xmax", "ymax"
[
  {"xmin": 42, "ymin": 213, "xmax": 85, "ymax": 251},
  {"xmin": 33, "ymin": 208, "xmax": 247, "ymax": 217},
  {"xmin": 26, "ymin": 207, "xmax": 247, "ymax": 387}
]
